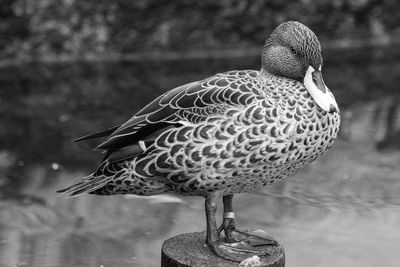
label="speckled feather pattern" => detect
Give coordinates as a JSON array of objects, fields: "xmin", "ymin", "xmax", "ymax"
[{"xmin": 73, "ymin": 70, "xmax": 340, "ymax": 197}]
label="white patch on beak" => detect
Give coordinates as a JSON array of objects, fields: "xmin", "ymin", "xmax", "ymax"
[{"xmin": 304, "ymin": 66, "xmax": 338, "ymax": 113}]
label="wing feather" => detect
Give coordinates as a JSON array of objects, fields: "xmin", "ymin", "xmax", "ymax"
[
  {"xmin": 74, "ymin": 125, "xmax": 120, "ymax": 142},
  {"xmin": 86, "ymin": 71, "xmax": 262, "ymax": 153}
]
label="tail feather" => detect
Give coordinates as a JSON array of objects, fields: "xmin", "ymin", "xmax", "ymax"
[
  {"xmin": 57, "ymin": 174, "xmax": 113, "ymax": 197},
  {"xmin": 74, "ymin": 126, "xmax": 120, "ymax": 142}
]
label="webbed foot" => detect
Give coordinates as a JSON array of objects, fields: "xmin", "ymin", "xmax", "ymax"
[
  {"xmin": 208, "ymin": 240, "xmax": 270, "ymax": 262},
  {"xmin": 218, "ymin": 217, "xmax": 278, "ymax": 247},
  {"xmin": 232, "ymin": 229, "xmax": 279, "ymax": 247}
]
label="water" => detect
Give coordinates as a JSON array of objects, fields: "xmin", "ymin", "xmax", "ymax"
[{"xmin": 0, "ymin": 45, "xmax": 400, "ymax": 267}]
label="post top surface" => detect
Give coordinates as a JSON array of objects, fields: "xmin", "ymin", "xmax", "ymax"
[{"xmin": 161, "ymin": 232, "xmax": 285, "ymax": 267}]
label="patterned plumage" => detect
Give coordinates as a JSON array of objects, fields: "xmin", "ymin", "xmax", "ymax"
[
  {"xmin": 59, "ymin": 69, "xmax": 339, "ymax": 197},
  {"xmin": 58, "ymin": 21, "xmax": 340, "ymax": 262}
]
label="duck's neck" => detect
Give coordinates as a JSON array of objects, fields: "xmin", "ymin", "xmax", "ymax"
[
  {"xmin": 258, "ymin": 68, "xmax": 275, "ymax": 80},
  {"xmin": 259, "ymin": 67, "xmax": 303, "ymax": 84},
  {"xmin": 258, "ymin": 67, "xmax": 291, "ymax": 82}
]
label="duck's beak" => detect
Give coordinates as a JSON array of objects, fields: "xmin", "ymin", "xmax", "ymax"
[{"xmin": 303, "ymin": 66, "xmax": 338, "ymax": 113}]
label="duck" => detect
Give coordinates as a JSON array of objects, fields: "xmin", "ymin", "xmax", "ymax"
[{"xmin": 58, "ymin": 21, "xmax": 340, "ymax": 262}]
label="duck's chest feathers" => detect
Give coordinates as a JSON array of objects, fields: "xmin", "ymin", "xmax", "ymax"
[
  {"xmin": 232, "ymin": 77, "xmax": 341, "ymax": 172},
  {"xmin": 211, "ymin": 81, "xmax": 340, "ymax": 194},
  {"xmin": 265, "ymin": 78, "xmax": 341, "ymax": 165}
]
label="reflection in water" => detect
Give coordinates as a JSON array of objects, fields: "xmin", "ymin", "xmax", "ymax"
[{"xmin": 0, "ymin": 49, "xmax": 400, "ymax": 267}]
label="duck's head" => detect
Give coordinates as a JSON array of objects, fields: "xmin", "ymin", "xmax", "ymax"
[{"xmin": 261, "ymin": 21, "xmax": 338, "ymax": 113}]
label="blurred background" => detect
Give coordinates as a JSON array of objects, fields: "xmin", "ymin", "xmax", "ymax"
[{"xmin": 0, "ymin": 1, "xmax": 400, "ymax": 266}]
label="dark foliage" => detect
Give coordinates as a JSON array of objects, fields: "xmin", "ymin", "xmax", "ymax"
[{"xmin": 0, "ymin": 0, "xmax": 399, "ymax": 60}]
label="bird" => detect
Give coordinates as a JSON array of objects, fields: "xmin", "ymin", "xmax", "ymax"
[{"xmin": 58, "ymin": 21, "xmax": 340, "ymax": 262}]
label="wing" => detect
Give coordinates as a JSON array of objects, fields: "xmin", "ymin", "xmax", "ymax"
[
  {"xmin": 96, "ymin": 71, "xmax": 264, "ymax": 151},
  {"xmin": 73, "ymin": 125, "xmax": 120, "ymax": 142}
]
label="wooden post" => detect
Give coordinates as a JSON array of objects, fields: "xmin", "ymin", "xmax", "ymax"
[{"xmin": 161, "ymin": 232, "xmax": 285, "ymax": 267}]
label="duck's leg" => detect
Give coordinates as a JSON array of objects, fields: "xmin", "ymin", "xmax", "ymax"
[
  {"xmin": 205, "ymin": 193, "xmax": 219, "ymax": 249},
  {"xmin": 218, "ymin": 194, "xmax": 278, "ymax": 247},
  {"xmin": 205, "ymin": 194, "xmax": 270, "ymax": 262},
  {"xmin": 205, "ymin": 193, "xmax": 251, "ymax": 262},
  {"xmin": 217, "ymin": 194, "xmax": 238, "ymax": 243}
]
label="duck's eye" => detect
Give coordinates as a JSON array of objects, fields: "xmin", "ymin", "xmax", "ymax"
[{"xmin": 290, "ymin": 47, "xmax": 297, "ymax": 55}]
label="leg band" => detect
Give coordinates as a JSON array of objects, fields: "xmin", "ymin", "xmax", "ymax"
[{"xmin": 223, "ymin": 212, "xmax": 235, "ymax": 219}]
